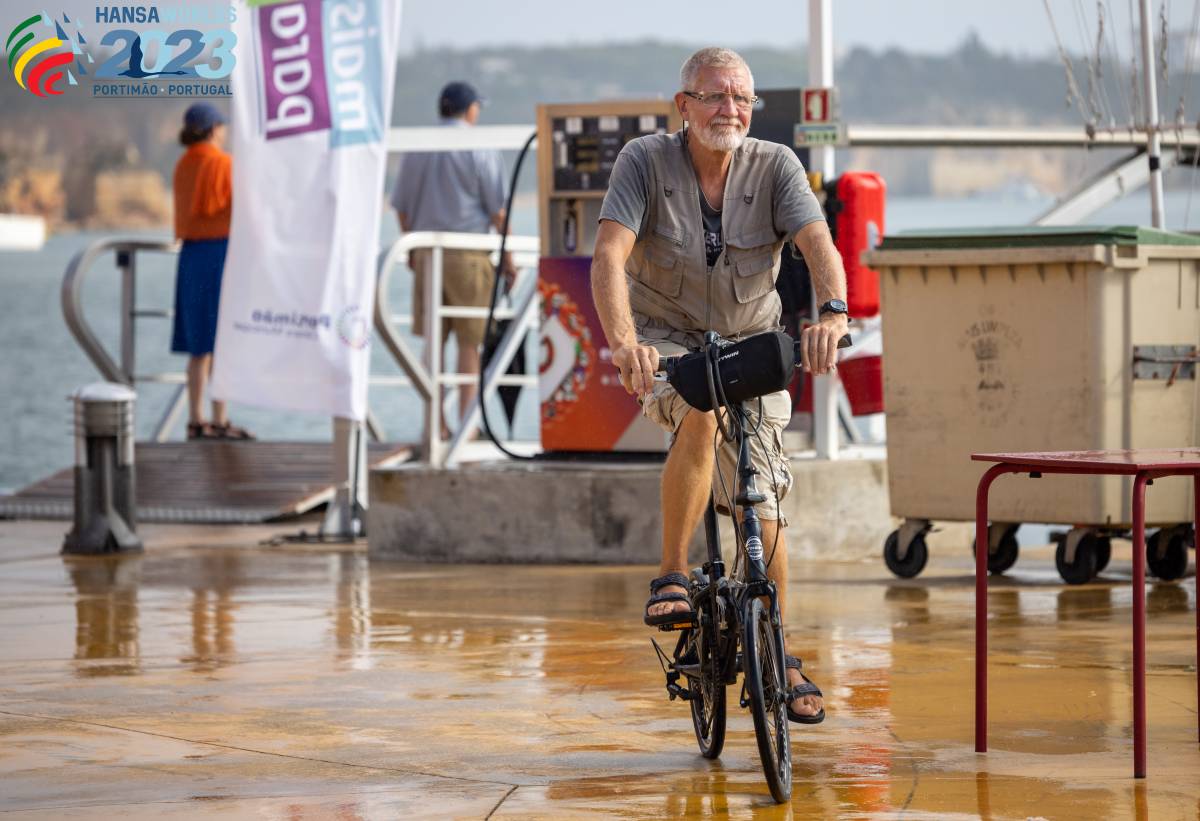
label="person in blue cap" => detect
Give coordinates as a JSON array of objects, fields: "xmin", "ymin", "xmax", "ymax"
[
  {"xmin": 390, "ymin": 81, "xmax": 516, "ymax": 440},
  {"xmin": 171, "ymin": 102, "xmax": 253, "ymax": 440}
]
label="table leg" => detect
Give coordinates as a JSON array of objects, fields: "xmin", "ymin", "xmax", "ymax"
[
  {"xmin": 975, "ymin": 464, "xmax": 1012, "ymax": 755},
  {"xmin": 1132, "ymin": 471, "xmax": 1150, "ymax": 779}
]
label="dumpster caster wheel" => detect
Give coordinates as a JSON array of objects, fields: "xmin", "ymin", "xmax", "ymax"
[
  {"xmin": 1147, "ymin": 526, "xmax": 1191, "ymax": 581},
  {"xmin": 1056, "ymin": 531, "xmax": 1099, "ymax": 585},
  {"xmin": 1093, "ymin": 536, "xmax": 1112, "ymax": 574},
  {"xmin": 884, "ymin": 530, "xmax": 928, "ymax": 579},
  {"xmin": 972, "ymin": 523, "xmax": 1020, "ymax": 575}
]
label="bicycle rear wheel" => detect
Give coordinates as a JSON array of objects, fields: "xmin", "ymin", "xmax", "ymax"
[
  {"xmin": 685, "ymin": 618, "xmax": 727, "ymax": 758},
  {"xmin": 742, "ymin": 596, "xmax": 792, "ymax": 803}
]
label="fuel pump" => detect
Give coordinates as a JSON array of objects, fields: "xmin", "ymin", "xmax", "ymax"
[{"xmin": 536, "ymin": 101, "xmax": 680, "ymax": 454}]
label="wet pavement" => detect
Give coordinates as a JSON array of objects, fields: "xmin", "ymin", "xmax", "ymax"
[{"xmin": 0, "ymin": 520, "xmax": 1197, "ymax": 819}]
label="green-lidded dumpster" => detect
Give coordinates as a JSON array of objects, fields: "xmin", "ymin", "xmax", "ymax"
[{"xmin": 864, "ymin": 226, "xmax": 1200, "ymax": 583}]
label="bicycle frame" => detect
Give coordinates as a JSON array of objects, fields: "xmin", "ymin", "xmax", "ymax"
[{"xmin": 657, "ymin": 402, "xmax": 784, "ymax": 686}]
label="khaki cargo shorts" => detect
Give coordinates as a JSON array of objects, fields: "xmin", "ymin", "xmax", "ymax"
[
  {"xmin": 638, "ymin": 338, "xmax": 793, "ymax": 523},
  {"xmin": 410, "ymin": 248, "xmax": 495, "ymax": 348}
]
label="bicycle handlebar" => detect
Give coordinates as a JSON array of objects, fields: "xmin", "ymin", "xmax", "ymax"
[{"xmin": 654, "ymin": 333, "xmax": 852, "ymax": 377}]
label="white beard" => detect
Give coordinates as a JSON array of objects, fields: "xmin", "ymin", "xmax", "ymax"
[{"xmin": 691, "ymin": 118, "xmax": 746, "ymax": 152}]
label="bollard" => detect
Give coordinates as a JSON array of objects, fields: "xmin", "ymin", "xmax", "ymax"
[{"xmin": 62, "ymin": 382, "xmax": 143, "ymax": 555}]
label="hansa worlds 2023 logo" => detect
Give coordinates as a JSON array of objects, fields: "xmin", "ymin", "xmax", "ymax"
[
  {"xmin": 5, "ymin": 12, "xmax": 81, "ymax": 96},
  {"xmin": 5, "ymin": 5, "xmax": 236, "ymax": 99}
]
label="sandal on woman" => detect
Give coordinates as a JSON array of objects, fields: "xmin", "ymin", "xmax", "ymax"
[
  {"xmin": 643, "ymin": 571, "xmax": 692, "ymax": 627},
  {"xmin": 212, "ymin": 422, "xmax": 256, "ymax": 440},
  {"xmin": 187, "ymin": 422, "xmax": 222, "ymax": 440},
  {"xmin": 784, "ymin": 655, "xmax": 826, "ymax": 724}
]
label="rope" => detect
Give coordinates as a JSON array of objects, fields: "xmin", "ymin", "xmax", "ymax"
[
  {"xmin": 1104, "ymin": 0, "xmax": 1136, "ymax": 126},
  {"xmin": 1072, "ymin": 0, "xmax": 1106, "ymax": 125},
  {"xmin": 1176, "ymin": 0, "xmax": 1200, "ymax": 128},
  {"xmin": 1094, "ymin": 3, "xmax": 1118, "ymax": 125},
  {"xmin": 1045, "ymin": 0, "xmax": 1091, "ymax": 117}
]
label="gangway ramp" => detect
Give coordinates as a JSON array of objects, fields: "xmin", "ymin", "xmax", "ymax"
[{"xmin": 0, "ymin": 441, "xmax": 412, "ymax": 524}]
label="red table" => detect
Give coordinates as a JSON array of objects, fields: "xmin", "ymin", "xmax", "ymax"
[{"xmin": 973, "ymin": 449, "xmax": 1200, "ymax": 778}]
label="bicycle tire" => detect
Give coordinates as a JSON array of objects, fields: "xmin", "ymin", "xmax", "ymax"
[
  {"xmin": 686, "ymin": 620, "xmax": 727, "ymax": 758},
  {"xmin": 742, "ymin": 597, "xmax": 792, "ymax": 803}
]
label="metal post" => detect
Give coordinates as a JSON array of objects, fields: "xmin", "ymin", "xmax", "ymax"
[
  {"xmin": 63, "ymin": 382, "xmax": 142, "ymax": 555},
  {"xmin": 1138, "ymin": 0, "xmax": 1166, "ymax": 227},
  {"xmin": 427, "ymin": 247, "xmax": 443, "ymax": 466},
  {"xmin": 1131, "ymin": 472, "xmax": 1149, "ymax": 778},
  {"xmin": 808, "ymin": 0, "xmax": 834, "ymax": 180},
  {"xmin": 118, "ymin": 249, "xmax": 136, "ymax": 384},
  {"xmin": 809, "ymin": 0, "xmax": 840, "ymax": 459},
  {"xmin": 319, "ymin": 416, "xmax": 367, "ymax": 539}
]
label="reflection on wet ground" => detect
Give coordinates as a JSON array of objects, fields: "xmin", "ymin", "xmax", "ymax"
[{"xmin": 0, "ymin": 523, "xmax": 1197, "ymax": 818}]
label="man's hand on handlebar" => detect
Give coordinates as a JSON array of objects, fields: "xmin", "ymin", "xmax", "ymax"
[
  {"xmin": 801, "ymin": 313, "xmax": 850, "ymax": 375},
  {"xmin": 612, "ymin": 343, "xmax": 661, "ymax": 399}
]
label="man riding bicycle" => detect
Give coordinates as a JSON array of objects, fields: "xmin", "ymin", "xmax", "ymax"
[{"xmin": 591, "ymin": 47, "xmax": 849, "ymax": 725}]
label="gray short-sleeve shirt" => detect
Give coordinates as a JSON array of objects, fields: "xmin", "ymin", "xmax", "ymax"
[
  {"xmin": 390, "ymin": 118, "xmax": 507, "ymax": 234},
  {"xmin": 598, "ymin": 136, "xmax": 825, "ymax": 244}
]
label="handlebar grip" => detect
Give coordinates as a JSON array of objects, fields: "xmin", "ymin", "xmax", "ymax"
[{"xmin": 837, "ymin": 334, "xmax": 853, "ymax": 349}]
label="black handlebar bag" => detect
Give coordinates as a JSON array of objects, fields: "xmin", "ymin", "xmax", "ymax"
[{"xmin": 667, "ymin": 331, "xmax": 794, "ymax": 412}]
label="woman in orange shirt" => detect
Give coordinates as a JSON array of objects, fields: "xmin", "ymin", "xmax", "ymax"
[{"xmin": 172, "ymin": 103, "xmax": 252, "ymax": 440}]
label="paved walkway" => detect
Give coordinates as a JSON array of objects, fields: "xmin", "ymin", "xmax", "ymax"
[{"xmin": 0, "ymin": 520, "xmax": 1196, "ymax": 818}]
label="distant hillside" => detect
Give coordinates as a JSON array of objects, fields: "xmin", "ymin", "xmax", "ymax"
[
  {"xmin": 1, "ymin": 35, "xmax": 1195, "ymax": 227},
  {"xmin": 394, "ymin": 34, "xmax": 1085, "ymax": 127}
]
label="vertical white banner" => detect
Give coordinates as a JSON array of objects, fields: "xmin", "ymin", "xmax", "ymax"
[{"xmin": 212, "ymin": 0, "xmax": 402, "ymax": 421}]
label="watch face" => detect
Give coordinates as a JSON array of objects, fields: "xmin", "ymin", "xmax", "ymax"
[{"xmin": 824, "ymin": 299, "xmax": 847, "ymax": 313}]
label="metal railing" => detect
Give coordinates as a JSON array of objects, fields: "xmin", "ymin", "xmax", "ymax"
[
  {"xmin": 62, "ymin": 237, "xmax": 395, "ymax": 442},
  {"xmin": 374, "ymin": 231, "xmax": 542, "ymax": 467},
  {"xmin": 61, "ymin": 233, "xmax": 543, "ymax": 465},
  {"xmin": 61, "ymin": 237, "xmax": 191, "ymax": 442}
]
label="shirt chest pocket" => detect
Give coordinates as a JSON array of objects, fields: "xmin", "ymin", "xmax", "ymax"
[
  {"xmin": 724, "ymin": 188, "xmax": 777, "ymax": 252},
  {"xmin": 635, "ymin": 230, "xmax": 685, "ymax": 298},
  {"xmin": 731, "ymin": 249, "xmax": 776, "ymax": 303}
]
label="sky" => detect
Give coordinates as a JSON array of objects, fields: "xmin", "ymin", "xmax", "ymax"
[
  {"xmin": 36, "ymin": 1, "xmax": 1176, "ymax": 62},
  {"xmin": 395, "ymin": 0, "xmax": 1073, "ymax": 58}
]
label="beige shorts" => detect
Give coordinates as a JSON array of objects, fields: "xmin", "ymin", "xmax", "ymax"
[
  {"xmin": 639, "ymin": 339, "xmax": 793, "ymax": 522},
  {"xmin": 410, "ymin": 248, "xmax": 495, "ymax": 349}
]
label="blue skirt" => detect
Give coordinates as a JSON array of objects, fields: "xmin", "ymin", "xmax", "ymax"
[{"xmin": 171, "ymin": 238, "xmax": 228, "ymax": 356}]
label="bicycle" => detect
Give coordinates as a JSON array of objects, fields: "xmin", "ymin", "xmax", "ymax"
[{"xmin": 649, "ymin": 329, "xmax": 850, "ymax": 804}]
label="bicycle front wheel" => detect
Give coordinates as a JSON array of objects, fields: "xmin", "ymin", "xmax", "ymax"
[{"xmin": 742, "ymin": 597, "xmax": 792, "ymax": 803}]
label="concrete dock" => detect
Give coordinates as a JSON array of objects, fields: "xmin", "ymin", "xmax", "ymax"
[
  {"xmin": 368, "ymin": 450, "xmax": 894, "ymax": 565},
  {"xmin": 0, "ymin": 518, "xmax": 1197, "ymax": 818}
]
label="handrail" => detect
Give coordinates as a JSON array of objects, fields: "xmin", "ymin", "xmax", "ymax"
[
  {"xmin": 62, "ymin": 237, "xmax": 179, "ymax": 385},
  {"xmin": 374, "ymin": 231, "xmax": 541, "ymax": 465},
  {"xmin": 62, "ymin": 232, "xmax": 543, "ymax": 456}
]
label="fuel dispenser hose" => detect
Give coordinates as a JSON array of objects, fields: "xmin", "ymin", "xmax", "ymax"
[{"xmin": 479, "ymin": 129, "xmax": 538, "ymax": 460}]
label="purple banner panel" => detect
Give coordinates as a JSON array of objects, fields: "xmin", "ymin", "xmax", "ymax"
[{"xmin": 257, "ymin": 0, "xmax": 331, "ymax": 140}]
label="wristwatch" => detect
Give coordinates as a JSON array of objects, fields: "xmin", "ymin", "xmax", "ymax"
[{"xmin": 818, "ymin": 299, "xmax": 849, "ymax": 316}]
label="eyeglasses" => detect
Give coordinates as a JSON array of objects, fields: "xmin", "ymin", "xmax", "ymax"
[{"xmin": 683, "ymin": 90, "xmax": 758, "ymax": 110}]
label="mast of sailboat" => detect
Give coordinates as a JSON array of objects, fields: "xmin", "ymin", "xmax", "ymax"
[{"xmin": 1138, "ymin": 0, "xmax": 1166, "ymax": 227}]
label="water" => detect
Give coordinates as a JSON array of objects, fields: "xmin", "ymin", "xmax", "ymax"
[{"xmin": 0, "ymin": 190, "xmax": 1192, "ymax": 492}]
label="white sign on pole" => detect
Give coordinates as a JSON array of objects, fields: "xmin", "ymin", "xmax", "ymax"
[
  {"xmin": 794, "ymin": 123, "xmax": 848, "ymax": 147},
  {"xmin": 211, "ymin": 0, "xmax": 403, "ymax": 421}
]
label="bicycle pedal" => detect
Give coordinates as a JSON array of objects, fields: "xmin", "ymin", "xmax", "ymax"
[{"xmin": 657, "ymin": 617, "xmax": 697, "ymax": 632}]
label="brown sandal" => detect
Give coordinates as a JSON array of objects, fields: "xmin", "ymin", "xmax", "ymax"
[
  {"xmin": 212, "ymin": 422, "xmax": 256, "ymax": 440},
  {"xmin": 187, "ymin": 422, "xmax": 222, "ymax": 440}
]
